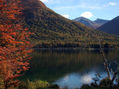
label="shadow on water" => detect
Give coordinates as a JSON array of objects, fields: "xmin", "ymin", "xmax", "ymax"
[{"xmin": 21, "ymin": 49, "xmax": 119, "ymax": 89}]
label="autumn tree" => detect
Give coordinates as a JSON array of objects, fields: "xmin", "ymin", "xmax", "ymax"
[{"xmin": 0, "ymin": 0, "xmax": 32, "ymax": 89}]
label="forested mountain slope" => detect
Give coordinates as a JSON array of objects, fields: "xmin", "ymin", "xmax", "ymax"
[{"xmin": 20, "ymin": 0, "xmax": 119, "ymax": 48}]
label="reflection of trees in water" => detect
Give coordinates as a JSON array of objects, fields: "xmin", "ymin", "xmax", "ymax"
[{"xmin": 22, "ymin": 49, "xmax": 119, "ymax": 82}]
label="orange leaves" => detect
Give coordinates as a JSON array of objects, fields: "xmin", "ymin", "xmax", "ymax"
[
  {"xmin": 22, "ymin": 66, "xmax": 28, "ymax": 71},
  {"xmin": 10, "ymin": 32, "xmax": 17, "ymax": 36},
  {"xmin": 0, "ymin": 56, "xmax": 5, "ymax": 60},
  {"xmin": 0, "ymin": 0, "xmax": 32, "ymax": 88}
]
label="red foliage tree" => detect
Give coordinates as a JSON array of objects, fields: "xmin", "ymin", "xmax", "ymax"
[{"xmin": 0, "ymin": 0, "xmax": 32, "ymax": 89}]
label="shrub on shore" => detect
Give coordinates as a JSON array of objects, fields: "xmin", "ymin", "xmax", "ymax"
[{"xmin": 17, "ymin": 80, "xmax": 60, "ymax": 89}]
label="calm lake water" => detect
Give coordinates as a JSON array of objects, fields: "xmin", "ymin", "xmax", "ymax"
[{"xmin": 23, "ymin": 49, "xmax": 119, "ymax": 89}]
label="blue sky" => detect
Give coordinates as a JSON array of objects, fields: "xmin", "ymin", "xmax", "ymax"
[{"xmin": 40, "ymin": 0, "xmax": 119, "ymax": 21}]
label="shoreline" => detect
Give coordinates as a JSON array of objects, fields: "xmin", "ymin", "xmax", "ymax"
[{"xmin": 33, "ymin": 47, "xmax": 119, "ymax": 51}]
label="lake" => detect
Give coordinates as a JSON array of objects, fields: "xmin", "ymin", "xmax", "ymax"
[{"xmin": 22, "ymin": 49, "xmax": 119, "ymax": 89}]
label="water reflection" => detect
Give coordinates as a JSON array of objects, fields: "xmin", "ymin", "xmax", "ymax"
[
  {"xmin": 81, "ymin": 74, "xmax": 92, "ymax": 84},
  {"xmin": 22, "ymin": 49, "xmax": 119, "ymax": 89},
  {"xmin": 55, "ymin": 73, "xmax": 82, "ymax": 89},
  {"xmin": 54, "ymin": 71, "xmax": 108, "ymax": 89}
]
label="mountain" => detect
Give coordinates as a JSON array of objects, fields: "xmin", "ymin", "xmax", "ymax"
[
  {"xmin": 20, "ymin": 0, "xmax": 119, "ymax": 48},
  {"xmin": 97, "ymin": 16, "xmax": 119, "ymax": 35},
  {"xmin": 74, "ymin": 17, "xmax": 98, "ymax": 29},
  {"xmin": 74, "ymin": 17, "xmax": 109, "ymax": 29},
  {"xmin": 94, "ymin": 19, "xmax": 109, "ymax": 26}
]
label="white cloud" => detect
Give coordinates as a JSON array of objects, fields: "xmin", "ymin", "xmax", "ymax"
[
  {"xmin": 40, "ymin": 0, "xmax": 48, "ymax": 3},
  {"xmin": 108, "ymin": 2, "xmax": 117, "ymax": 6},
  {"xmin": 104, "ymin": 2, "xmax": 117, "ymax": 7},
  {"xmin": 62, "ymin": 14, "xmax": 69, "ymax": 18},
  {"xmin": 80, "ymin": 12, "xmax": 93, "ymax": 19}
]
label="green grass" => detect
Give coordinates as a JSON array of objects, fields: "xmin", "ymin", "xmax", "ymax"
[{"xmin": 17, "ymin": 80, "xmax": 60, "ymax": 89}]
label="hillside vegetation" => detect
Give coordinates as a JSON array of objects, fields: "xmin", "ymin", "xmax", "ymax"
[{"xmin": 21, "ymin": 0, "xmax": 119, "ymax": 48}]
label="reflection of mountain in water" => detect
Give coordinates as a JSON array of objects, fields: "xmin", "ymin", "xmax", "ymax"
[{"xmin": 21, "ymin": 49, "xmax": 119, "ymax": 84}]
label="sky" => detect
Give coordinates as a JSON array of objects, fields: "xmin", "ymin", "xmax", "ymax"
[{"xmin": 40, "ymin": 0, "xmax": 119, "ymax": 21}]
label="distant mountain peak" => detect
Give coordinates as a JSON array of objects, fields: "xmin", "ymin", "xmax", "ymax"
[
  {"xmin": 74, "ymin": 17, "xmax": 91, "ymax": 21},
  {"xmin": 97, "ymin": 16, "xmax": 119, "ymax": 35},
  {"xmin": 94, "ymin": 18, "xmax": 109, "ymax": 22},
  {"xmin": 94, "ymin": 18, "xmax": 109, "ymax": 26},
  {"xmin": 95, "ymin": 18, "xmax": 106, "ymax": 20},
  {"xmin": 74, "ymin": 17, "xmax": 109, "ymax": 29},
  {"xmin": 74, "ymin": 17, "xmax": 99, "ymax": 29}
]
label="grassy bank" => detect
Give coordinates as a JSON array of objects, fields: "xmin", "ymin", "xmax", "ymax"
[{"xmin": 17, "ymin": 80, "xmax": 60, "ymax": 89}]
